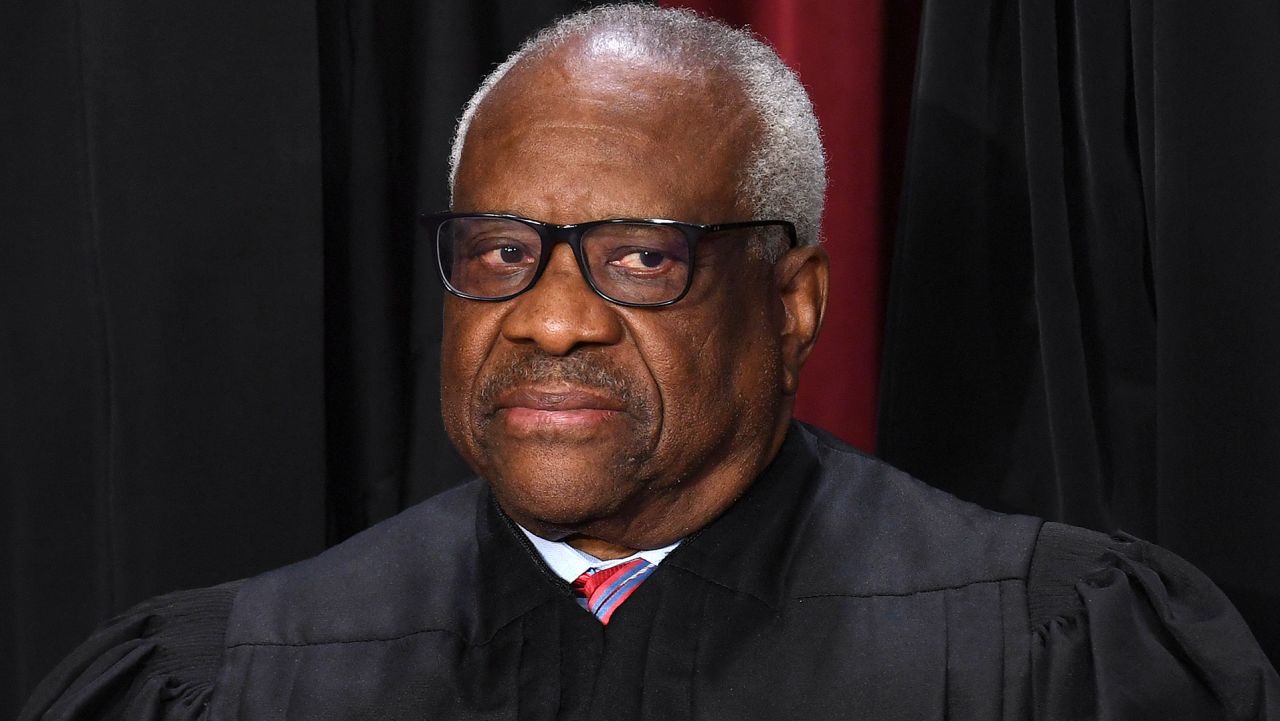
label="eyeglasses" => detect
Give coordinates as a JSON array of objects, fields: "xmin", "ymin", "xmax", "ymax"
[{"xmin": 419, "ymin": 212, "xmax": 797, "ymax": 307}]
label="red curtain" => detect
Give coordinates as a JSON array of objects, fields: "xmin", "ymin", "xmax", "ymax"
[{"xmin": 661, "ymin": 0, "xmax": 913, "ymax": 451}]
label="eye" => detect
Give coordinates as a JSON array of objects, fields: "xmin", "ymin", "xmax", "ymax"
[
  {"xmin": 494, "ymin": 245, "xmax": 527, "ymax": 264},
  {"xmin": 613, "ymin": 249, "xmax": 668, "ymax": 270},
  {"xmin": 471, "ymin": 240, "xmax": 536, "ymax": 267}
]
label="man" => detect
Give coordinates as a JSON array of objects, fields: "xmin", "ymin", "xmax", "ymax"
[{"xmin": 21, "ymin": 5, "xmax": 1279, "ymax": 720}]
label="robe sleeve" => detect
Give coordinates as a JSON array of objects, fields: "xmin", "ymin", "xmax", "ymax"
[
  {"xmin": 1028, "ymin": 523, "xmax": 1280, "ymax": 720},
  {"xmin": 17, "ymin": 581, "xmax": 242, "ymax": 721}
]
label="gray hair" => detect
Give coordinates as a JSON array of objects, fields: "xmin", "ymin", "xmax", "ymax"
[{"xmin": 447, "ymin": 4, "xmax": 827, "ymax": 251}]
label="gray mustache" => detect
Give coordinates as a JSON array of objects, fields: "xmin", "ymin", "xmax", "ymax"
[{"xmin": 477, "ymin": 351, "xmax": 646, "ymax": 415}]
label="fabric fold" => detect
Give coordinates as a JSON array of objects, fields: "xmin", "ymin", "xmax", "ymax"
[
  {"xmin": 1031, "ymin": 533, "xmax": 1279, "ymax": 719},
  {"xmin": 19, "ymin": 582, "xmax": 239, "ymax": 721}
]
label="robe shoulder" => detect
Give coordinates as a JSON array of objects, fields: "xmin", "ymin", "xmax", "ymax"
[
  {"xmin": 225, "ymin": 478, "xmax": 501, "ymax": 647},
  {"xmin": 791, "ymin": 423, "xmax": 1045, "ymax": 596},
  {"xmin": 17, "ymin": 480, "xmax": 491, "ymax": 721},
  {"xmin": 796, "ymin": 425, "xmax": 1280, "ymax": 719},
  {"xmin": 17, "ymin": 580, "xmax": 242, "ymax": 721},
  {"xmin": 1027, "ymin": 522, "xmax": 1280, "ymax": 720}
]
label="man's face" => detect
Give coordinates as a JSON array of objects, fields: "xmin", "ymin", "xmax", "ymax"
[{"xmin": 442, "ymin": 49, "xmax": 813, "ymax": 549}]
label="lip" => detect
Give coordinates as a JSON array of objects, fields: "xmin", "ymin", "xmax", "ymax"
[
  {"xmin": 491, "ymin": 386, "xmax": 627, "ymax": 435},
  {"xmin": 492, "ymin": 386, "xmax": 627, "ymax": 413}
]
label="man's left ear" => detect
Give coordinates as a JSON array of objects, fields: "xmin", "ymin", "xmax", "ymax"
[{"xmin": 773, "ymin": 245, "xmax": 829, "ymax": 396}]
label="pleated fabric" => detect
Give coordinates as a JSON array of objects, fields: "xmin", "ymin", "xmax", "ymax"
[{"xmin": 878, "ymin": 0, "xmax": 1280, "ymax": 662}]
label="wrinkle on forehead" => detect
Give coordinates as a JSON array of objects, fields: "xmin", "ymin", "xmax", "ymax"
[{"xmin": 510, "ymin": 121, "xmax": 657, "ymax": 151}]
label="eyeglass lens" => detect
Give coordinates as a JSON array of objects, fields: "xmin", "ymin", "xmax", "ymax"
[{"xmin": 437, "ymin": 217, "xmax": 692, "ymax": 305}]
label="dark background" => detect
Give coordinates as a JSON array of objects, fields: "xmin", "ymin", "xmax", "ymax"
[{"xmin": 3, "ymin": 0, "xmax": 1278, "ymax": 716}]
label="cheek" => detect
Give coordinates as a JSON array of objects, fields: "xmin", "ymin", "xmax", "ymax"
[
  {"xmin": 440, "ymin": 302, "xmax": 505, "ymax": 445},
  {"xmin": 638, "ymin": 297, "xmax": 779, "ymax": 438},
  {"xmin": 691, "ymin": 285, "xmax": 783, "ymax": 415}
]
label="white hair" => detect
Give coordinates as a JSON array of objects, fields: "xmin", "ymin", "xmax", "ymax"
[{"xmin": 447, "ymin": 4, "xmax": 827, "ymax": 251}]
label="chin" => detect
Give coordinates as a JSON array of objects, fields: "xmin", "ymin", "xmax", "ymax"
[{"xmin": 484, "ymin": 454, "xmax": 642, "ymax": 530}]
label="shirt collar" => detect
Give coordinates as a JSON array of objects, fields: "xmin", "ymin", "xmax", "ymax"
[{"xmin": 517, "ymin": 525, "xmax": 682, "ymax": 583}]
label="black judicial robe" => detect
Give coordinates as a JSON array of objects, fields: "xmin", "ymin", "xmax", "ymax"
[{"xmin": 21, "ymin": 424, "xmax": 1280, "ymax": 720}]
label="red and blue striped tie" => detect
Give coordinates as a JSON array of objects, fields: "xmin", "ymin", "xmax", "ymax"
[{"xmin": 572, "ymin": 558, "xmax": 656, "ymax": 624}]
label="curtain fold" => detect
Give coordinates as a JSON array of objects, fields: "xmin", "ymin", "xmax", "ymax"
[
  {"xmin": 879, "ymin": 0, "xmax": 1280, "ymax": 661},
  {"xmin": 0, "ymin": 0, "xmax": 330, "ymax": 713}
]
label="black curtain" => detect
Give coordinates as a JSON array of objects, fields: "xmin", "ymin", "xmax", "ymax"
[
  {"xmin": 879, "ymin": 0, "xmax": 1280, "ymax": 663},
  {"xmin": 0, "ymin": 0, "xmax": 604, "ymax": 715}
]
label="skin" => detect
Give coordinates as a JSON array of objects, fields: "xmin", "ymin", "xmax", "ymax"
[{"xmin": 443, "ymin": 39, "xmax": 829, "ymax": 559}]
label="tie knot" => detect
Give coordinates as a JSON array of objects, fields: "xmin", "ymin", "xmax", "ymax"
[{"xmin": 572, "ymin": 558, "xmax": 655, "ymax": 625}]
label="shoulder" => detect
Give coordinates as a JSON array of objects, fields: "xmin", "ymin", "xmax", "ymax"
[
  {"xmin": 1026, "ymin": 520, "xmax": 1131, "ymax": 627},
  {"xmin": 1028, "ymin": 520, "xmax": 1270, "ymax": 641},
  {"xmin": 791, "ymin": 423, "xmax": 1044, "ymax": 595},
  {"xmin": 20, "ymin": 480, "xmax": 491, "ymax": 720},
  {"xmin": 227, "ymin": 478, "xmax": 489, "ymax": 646},
  {"xmin": 1027, "ymin": 522, "xmax": 1280, "ymax": 719},
  {"xmin": 18, "ymin": 581, "xmax": 242, "ymax": 721}
]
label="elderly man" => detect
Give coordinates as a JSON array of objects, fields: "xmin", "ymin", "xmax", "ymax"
[{"xmin": 22, "ymin": 5, "xmax": 1279, "ymax": 721}]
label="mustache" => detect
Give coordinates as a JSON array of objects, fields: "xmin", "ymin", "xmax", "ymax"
[{"xmin": 477, "ymin": 350, "xmax": 648, "ymax": 417}]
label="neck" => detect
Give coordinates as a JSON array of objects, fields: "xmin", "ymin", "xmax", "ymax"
[{"xmin": 566, "ymin": 535, "xmax": 638, "ymax": 560}]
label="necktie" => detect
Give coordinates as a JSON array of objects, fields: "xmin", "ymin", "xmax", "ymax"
[{"xmin": 572, "ymin": 558, "xmax": 655, "ymax": 624}]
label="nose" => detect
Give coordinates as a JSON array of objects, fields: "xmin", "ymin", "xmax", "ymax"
[{"xmin": 499, "ymin": 244, "xmax": 625, "ymax": 355}]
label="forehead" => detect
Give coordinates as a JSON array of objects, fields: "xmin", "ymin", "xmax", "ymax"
[{"xmin": 453, "ymin": 46, "xmax": 757, "ymax": 224}]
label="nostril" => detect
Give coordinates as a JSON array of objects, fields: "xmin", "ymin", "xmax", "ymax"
[{"xmin": 499, "ymin": 279, "xmax": 624, "ymax": 355}]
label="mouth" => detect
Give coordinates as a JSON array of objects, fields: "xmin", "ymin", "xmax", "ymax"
[{"xmin": 491, "ymin": 386, "xmax": 628, "ymax": 435}]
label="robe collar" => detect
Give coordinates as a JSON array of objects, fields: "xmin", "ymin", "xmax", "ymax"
[
  {"xmin": 475, "ymin": 422, "xmax": 822, "ymax": 635},
  {"xmin": 661, "ymin": 423, "xmax": 821, "ymax": 612}
]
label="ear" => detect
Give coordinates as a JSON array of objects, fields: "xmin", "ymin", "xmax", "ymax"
[{"xmin": 772, "ymin": 245, "xmax": 829, "ymax": 396}]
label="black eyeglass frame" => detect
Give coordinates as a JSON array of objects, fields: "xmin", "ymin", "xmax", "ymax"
[{"xmin": 419, "ymin": 211, "xmax": 799, "ymax": 308}]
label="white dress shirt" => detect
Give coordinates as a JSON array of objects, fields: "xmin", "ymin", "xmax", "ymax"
[{"xmin": 517, "ymin": 525, "xmax": 682, "ymax": 583}]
